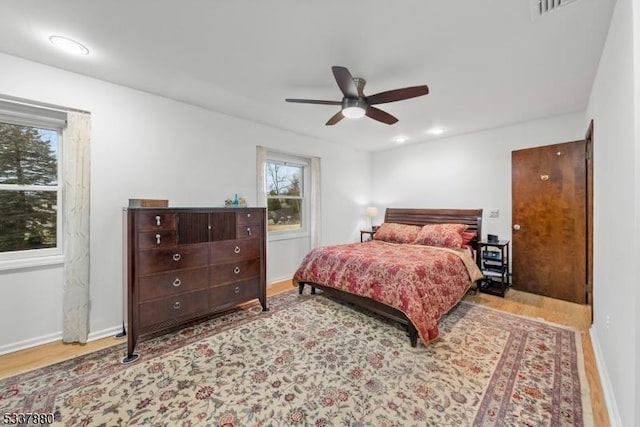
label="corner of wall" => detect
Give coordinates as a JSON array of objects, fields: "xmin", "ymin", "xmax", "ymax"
[{"xmin": 590, "ymin": 325, "xmax": 623, "ymax": 426}]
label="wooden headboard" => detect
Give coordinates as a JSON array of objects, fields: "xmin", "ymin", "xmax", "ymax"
[{"xmin": 384, "ymin": 208, "xmax": 483, "ymax": 253}]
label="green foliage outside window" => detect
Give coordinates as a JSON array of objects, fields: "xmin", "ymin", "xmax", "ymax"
[
  {"xmin": 0, "ymin": 123, "xmax": 58, "ymax": 252},
  {"xmin": 266, "ymin": 162, "xmax": 303, "ymax": 232}
]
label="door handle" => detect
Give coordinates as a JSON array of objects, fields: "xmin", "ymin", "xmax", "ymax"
[{"xmin": 513, "ymin": 224, "xmax": 521, "ymax": 231}]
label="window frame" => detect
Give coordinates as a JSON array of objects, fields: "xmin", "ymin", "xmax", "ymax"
[
  {"xmin": 265, "ymin": 152, "xmax": 310, "ymax": 241},
  {"xmin": 0, "ymin": 102, "xmax": 65, "ymax": 269}
]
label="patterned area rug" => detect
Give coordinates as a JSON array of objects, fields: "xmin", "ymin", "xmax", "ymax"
[{"xmin": 1, "ymin": 289, "xmax": 592, "ymax": 426}]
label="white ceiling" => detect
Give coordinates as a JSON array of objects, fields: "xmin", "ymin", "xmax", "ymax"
[{"xmin": 0, "ymin": 0, "xmax": 615, "ymax": 151}]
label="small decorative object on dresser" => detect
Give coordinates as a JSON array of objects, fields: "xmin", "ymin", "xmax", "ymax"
[
  {"xmin": 123, "ymin": 207, "xmax": 267, "ymax": 363},
  {"xmin": 128, "ymin": 198, "xmax": 168, "ymax": 208},
  {"xmin": 225, "ymin": 194, "xmax": 248, "ymax": 207}
]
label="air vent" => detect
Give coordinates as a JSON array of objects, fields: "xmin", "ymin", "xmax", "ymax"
[{"xmin": 530, "ymin": 0, "xmax": 579, "ymax": 20}]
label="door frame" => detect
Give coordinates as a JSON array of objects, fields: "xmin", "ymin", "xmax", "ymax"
[{"xmin": 585, "ymin": 120, "xmax": 594, "ymax": 322}]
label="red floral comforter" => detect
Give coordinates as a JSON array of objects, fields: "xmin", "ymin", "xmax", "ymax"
[{"xmin": 293, "ymin": 240, "xmax": 483, "ymax": 345}]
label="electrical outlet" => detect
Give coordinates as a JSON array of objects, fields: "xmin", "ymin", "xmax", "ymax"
[
  {"xmin": 489, "ymin": 209, "xmax": 500, "ymax": 218},
  {"xmin": 605, "ymin": 314, "xmax": 612, "ymax": 329}
]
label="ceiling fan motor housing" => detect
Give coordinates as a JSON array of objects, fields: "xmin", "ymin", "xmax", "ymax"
[
  {"xmin": 352, "ymin": 77, "xmax": 366, "ymax": 96},
  {"xmin": 342, "ymin": 97, "xmax": 367, "ymax": 118}
]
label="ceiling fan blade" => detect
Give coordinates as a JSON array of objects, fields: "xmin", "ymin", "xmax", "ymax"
[
  {"xmin": 365, "ymin": 106, "xmax": 398, "ymax": 125},
  {"xmin": 366, "ymin": 85, "xmax": 429, "ymax": 105},
  {"xmin": 332, "ymin": 66, "xmax": 358, "ymax": 98},
  {"xmin": 325, "ymin": 111, "xmax": 344, "ymax": 126},
  {"xmin": 285, "ymin": 98, "xmax": 342, "ymax": 105}
]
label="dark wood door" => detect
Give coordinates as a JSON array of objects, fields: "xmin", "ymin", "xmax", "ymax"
[{"xmin": 511, "ymin": 141, "xmax": 586, "ymax": 304}]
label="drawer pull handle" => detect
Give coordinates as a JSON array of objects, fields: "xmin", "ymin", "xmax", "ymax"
[
  {"xmin": 234, "ymin": 286, "xmax": 240, "ymax": 294},
  {"xmin": 155, "ymin": 234, "xmax": 161, "ymax": 245},
  {"xmin": 172, "ymin": 253, "xmax": 181, "ymax": 261},
  {"xmin": 155, "ymin": 215, "xmax": 161, "ymax": 226},
  {"xmin": 173, "ymin": 301, "xmax": 181, "ymax": 310},
  {"xmin": 173, "ymin": 278, "xmax": 182, "ymax": 287},
  {"xmin": 234, "ymin": 266, "xmax": 241, "ymax": 274},
  {"xmin": 247, "ymin": 213, "xmax": 251, "ymax": 218},
  {"xmin": 247, "ymin": 227, "xmax": 252, "ymax": 236},
  {"xmin": 234, "ymin": 246, "xmax": 241, "ymax": 254}
]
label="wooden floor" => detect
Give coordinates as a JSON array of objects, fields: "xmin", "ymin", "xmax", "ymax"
[{"xmin": 0, "ymin": 280, "xmax": 608, "ymax": 426}]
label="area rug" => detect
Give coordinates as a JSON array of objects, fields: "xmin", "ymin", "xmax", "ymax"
[{"xmin": 0, "ymin": 289, "xmax": 592, "ymax": 426}]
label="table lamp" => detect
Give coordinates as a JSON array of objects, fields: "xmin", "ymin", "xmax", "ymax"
[{"xmin": 366, "ymin": 206, "xmax": 378, "ymax": 231}]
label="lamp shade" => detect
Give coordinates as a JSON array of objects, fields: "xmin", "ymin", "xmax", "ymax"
[{"xmin": 366, "ymin": 206, "xmax": 378, "ymax": 217}]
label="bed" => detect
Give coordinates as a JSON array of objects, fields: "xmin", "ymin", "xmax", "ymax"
[{"xmin": 293, "ymin": 208, "xmax": 483, "ymax": 347}]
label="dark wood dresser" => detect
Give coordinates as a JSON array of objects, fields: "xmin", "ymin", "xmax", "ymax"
[{"xmin": 124, "ymin": 207, "xmax": 267, "ymax": 362}]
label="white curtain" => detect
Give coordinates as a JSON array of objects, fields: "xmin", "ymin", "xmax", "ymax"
[
  {"xmin": 62, "ymin": 111, "xmax": 91, "ymax": 343},
  {"xmin": 310, "ymin": 156, "xmax": 321, "ymax": 249}
]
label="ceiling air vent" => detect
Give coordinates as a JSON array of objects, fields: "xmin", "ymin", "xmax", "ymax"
[{"xmin": 530, "ymin": 0, "xmax": 579, "ymax": 20}]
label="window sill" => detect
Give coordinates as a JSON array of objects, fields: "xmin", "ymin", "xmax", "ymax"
[
  {"xmin": 268, "ymin": 231, "xmax": 310, "ymax": 242},
  {"xmin": 0, "ymin": 254, "xmax": 64, "ymax": 272}
]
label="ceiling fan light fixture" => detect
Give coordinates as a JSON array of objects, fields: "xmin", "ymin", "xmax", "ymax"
[
  {"xmin": 342, "ymin": 106, "xmax": 366, "ymax": 119},
  {"xmin": 342, "ymin": 98, "xmax": 366, "ymax": 119},
  {"xmin": 286, "ymin": 66, "xmax": 429, "ymax": 126}
]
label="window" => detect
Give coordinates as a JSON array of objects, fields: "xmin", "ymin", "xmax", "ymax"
[
  {"xmin": 265, "ymin": 154, "xmax": 310, "ymax": 236},
  {"xmin": 0, "ymin": 100, "xmax": 65, "ymax": 261}
]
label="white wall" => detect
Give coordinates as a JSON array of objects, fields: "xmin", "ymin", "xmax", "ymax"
[
  {"xmin": 633, "ymin": 1, "xmax": 640, "ymax": 422},
  {"xmin": 371, "ymin": 112, "xmax": 586, "ymax": 245},
  {"xmin": 0, "ymin": 53, "xmax": 372, "ymax": 354},
  {"xmin": 586, "ymin": 0, "xmax": 639, "ymax": 425}
]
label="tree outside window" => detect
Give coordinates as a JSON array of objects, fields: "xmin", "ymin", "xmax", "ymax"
[
  {"xmin": 266, "ymin": 161, "xmax": 303, "ymax": 232},
  {"xmin": 0, "ymin": 123, "xmax": 59, "ymax": 253}
]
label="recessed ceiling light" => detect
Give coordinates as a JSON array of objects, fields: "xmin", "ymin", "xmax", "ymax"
[
  {"xmin": 49, "ymin": 35, "xmax": 89, "ymax": 56},
  {"xmin": 427, "ymin": 127, "xmax": 446, "ymax": 136},
  {"xmin": 393, "ymin": 136, "xmax": 407, "ymax": 144}
]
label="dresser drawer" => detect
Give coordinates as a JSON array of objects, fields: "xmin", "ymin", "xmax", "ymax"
[
  {"xmin": 139, "ymin": 289, "xmax": 209, "ymax": 328},
  {"xmin": 209, "ymin": 238, "xmax": 260, "ymax": 264},
  {"xmin": 135, "ymin": 211, "xmax": 176, "ymax": 232},
  {"xmin": 209, "ymin": 277, "xmax": 260, "ymax": 309},
  {"xmin": 210, "ymin": 258, "xmax": 259, "ymax": 286},
  {"xmin": 138, "ymin": 244, "xmax": 208, "ymax": 275},
  {"xmin": 236, "ymin": 210, "xmax": 263, "ymax": 226},
  {"xmin": 235, "ymin": 224, "xmax": 262, "ymax": 240},
  {"xmin": 139, "ymin": 267, "xmax": 209, "ymax": 302},
  {"xmin": 137, "ymin": 230, "xmax": 177, "ymax": 250}
]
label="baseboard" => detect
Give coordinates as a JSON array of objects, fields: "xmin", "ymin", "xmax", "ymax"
[
  {"xmin": 0, "ymin": 332, "xmax": 62, "ymax": 356},
  {"xmin": 268, "ymin": 275, "xmax": 293, "ymax": 286},
  {"xmin": 0, "ymin": 325, "xmax": 125, "ymax": 357},
  {"xmin": 88, "ymin": 325, "xmax": 127, "ymax": 342},
  {"xmin": 590, "ymin": 325, "xmax": 622, "ymax": 426}
]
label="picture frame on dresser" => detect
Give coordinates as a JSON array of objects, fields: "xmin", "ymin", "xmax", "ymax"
[{"xmin": 122, "ymin": 206, "xmax": 268, "ymax": 363}]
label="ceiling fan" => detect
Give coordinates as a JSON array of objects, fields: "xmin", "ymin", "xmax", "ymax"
[{"xmin": 285, "ymin": 66, "xmax": 429, "ymax": 126}]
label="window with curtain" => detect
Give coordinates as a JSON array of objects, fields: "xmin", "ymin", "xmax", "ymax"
[
  {"xmin": 256, "ymin": 147, "xmax": 321, "ymax": 247},
  {"xmin": 0, "ymin": 100, "xmax": 65, "ymax": 261},
  {"xmin": 0, "ymin": 97, "xmax": 91, "ymax": 342},
  {"xmin": 265, "ymin": 154, "xmax": 310, "ymax": 236}
]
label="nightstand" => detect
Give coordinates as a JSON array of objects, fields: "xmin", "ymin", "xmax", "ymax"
[
  {"xmin": 477, "ymin": 240, "xmax": 510, "ymax": 297},
  {"xmin": 360, "ymin": 230, "xmax": 375, "ymax": 242}
]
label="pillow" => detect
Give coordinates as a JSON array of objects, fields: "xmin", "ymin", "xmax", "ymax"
[
  {"xmin": 373, "ymin": 222, "xmax": 422, "ymax": 244},
  {"xmin": 461, "ymin": 231, "xmax": 477, "ymax": 247},
  {"xmin": 413, "ymin": 223, "xmax": 469, "ymax": 248}
]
